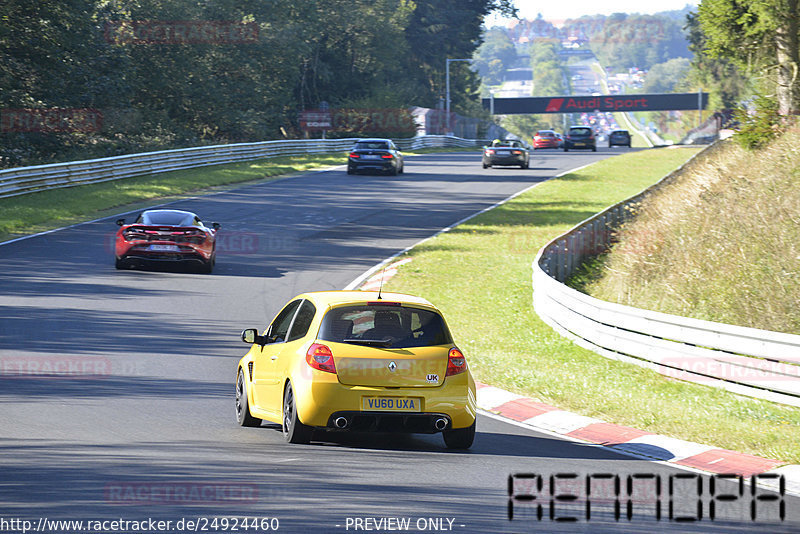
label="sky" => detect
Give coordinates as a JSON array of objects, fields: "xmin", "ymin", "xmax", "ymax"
[{"xmin": 489, "ymin": 0, "xmax": 701, "ymax": 26}]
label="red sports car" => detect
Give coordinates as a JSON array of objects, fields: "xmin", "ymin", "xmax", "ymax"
[
  {"xmin": 114, "ymin": 209, "xmax": 219, "ymax": 273},
  {"xmin": 533, "ymin": 130, "xmax": 560, "ymax": 149}
]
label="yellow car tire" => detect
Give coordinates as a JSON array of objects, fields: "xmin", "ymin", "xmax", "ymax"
[
  {"xmin": 443, "ymin": 420, "xmax": 475, "ymax": 449},
  {"xmin": 236, "ymin": 369, "xmax": 262, "ymax": 427},
  {"xmin": 282, "ymin": 382, "xmax": 313, "ymax": 444}
]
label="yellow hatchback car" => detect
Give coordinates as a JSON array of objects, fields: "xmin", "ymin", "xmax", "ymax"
[{"xmin": 236, "ymin": 291, "xmax": 476, "ymax": 448}]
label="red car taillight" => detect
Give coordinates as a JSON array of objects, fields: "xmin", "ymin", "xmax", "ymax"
[
  {"xmin": 485, "ymin": 149, "xmax": 495, "ymax": 155},
  {"xmin": 122, "ymin": 229, "xmax": 147, "ymax": 241},
  {"xmin": 445, "ymin": 347, "xmax": 467, "ymax": 377},
  {"xmin": 511, "ymin": 150, "xmax": 521, "ymax": 155},
  {"xmin": 306, "ymin": 343, "xmax": 336, "ymax": 374},
  {"xmin": 182, "ymin": 230, "xmax": 207, "ymax": 244},
  {"xmin": 349, "ymin": 152, "xmax": 360, "ymax": 158},
  {"xmin": 381, "ymin": 154, "xmax": 393, "ymax": 159}
]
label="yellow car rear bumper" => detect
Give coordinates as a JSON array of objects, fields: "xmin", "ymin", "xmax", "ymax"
[{"xmin": 293, "ymin": 368, "xmax": 476, "ymax": 430}]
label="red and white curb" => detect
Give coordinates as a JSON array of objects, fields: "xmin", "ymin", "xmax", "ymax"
[
  {"xmin": 476, "ymin": 382, "xmax": 800, "ymax": 495},
  {"xmin": 357, "ymin": 258, "xmax": 413, "ymax": 291}
]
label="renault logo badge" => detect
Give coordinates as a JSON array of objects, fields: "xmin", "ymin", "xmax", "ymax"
[{"xmin": 388, "ymin": 361, "xmax": 397, "ymax": 372}]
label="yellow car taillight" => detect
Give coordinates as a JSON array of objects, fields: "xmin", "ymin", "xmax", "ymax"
[
  {"xmin": 445, "ymin": 347, "xmax": 467, "ymax": 377},
  {"xmin": 306, "ymin": 343, "xmax": 336, "ymax": 374}
]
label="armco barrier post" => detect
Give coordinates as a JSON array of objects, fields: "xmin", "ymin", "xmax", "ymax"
[
  {"xmin": 593, "ymin": 218, "xmax": 602, "ymax": 255},
  {"xmin": 566, "ymin": 235, "xmax": 574, "ymax": 279},
  {"xmin": 578, "ymin": 229, "xmax": 586, "ymax": 264}
]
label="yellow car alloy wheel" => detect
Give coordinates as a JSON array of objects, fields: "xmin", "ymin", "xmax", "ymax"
[
  {"xmin": 282, "ymin": 381, "xmax": 313, "ymax": 444},
  {"xmin": 236, "ymin": 368, "xmax": 261, "ymax": 427}
]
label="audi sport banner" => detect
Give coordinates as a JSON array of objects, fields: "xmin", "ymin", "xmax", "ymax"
[{"xmin": 483, "ymin": 93, "xmax": 707, "ymax": 114}]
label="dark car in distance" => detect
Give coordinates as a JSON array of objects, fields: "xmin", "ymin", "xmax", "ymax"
[
  {"xmin": 347, "ymin": 138, "xmax": 404, "ymax": 175},
  {"xmin": 564, "ymin": 126, "xmax": 597, "ymax": 152},
  {"xmin": 482, "ymin": 139, "xmax": 530, "ymax": 169},
  {"xmin": 609, "ymin": 129, "xmax": 632, "ymax": 147}
]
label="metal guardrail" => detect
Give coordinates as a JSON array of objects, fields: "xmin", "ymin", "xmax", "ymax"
[
  {"xmin": 0, "ymin": 135, "xmax": 481, "ymax": 199},
  {"xmin": 532, "ymin": 146, "xmax": 800, "ymax": 407}
]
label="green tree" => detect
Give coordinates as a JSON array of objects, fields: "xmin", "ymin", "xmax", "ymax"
[
  {"xmin": 526, "ymin": 40, "xmax": 566, "ymax": 131},
  {"xmin": 402, "ymin": 0, "xmax": 516, "ymax": 112},
  {"xmin": 683, "ymin": 10, "xmax": 747, "ymax": 110},
  {"xmin": 502, "ymin": 114, "xmax": 542, "ymax": 140},
  {"xmin": 562, "ymin": 15, "xmax": 607, "ymax": 40},
  {"xmin": 0, "ymin": 0, "xmax": 518, "ymax": 166},
  {"xmin": 643, "ymin": 58, "xmax": 691, "ymax": 93},
  {"xmin": 287, "ymin": 0, "xmax": 415, "ymax": 111},
  {"xmin": 698, "ymin": 0, "xmax": 799, "ymax": 116},
  {"xmin": 530, "ymin": 40, "xmax": 566, "ymax": 96},
  {"xmin": 0, "ymin": 0, "xmax": 129, "ymax": 164},
  {"xmin": 0, "ymin": 0, "xmax": 119, "ymax": 108},
  {"xmin": 592, "ymin": 14, "xmax": 690, "ymax": 70},
  {"xmin": 473, "ymin": 27, "xmax": 517, "ymax": 85}
]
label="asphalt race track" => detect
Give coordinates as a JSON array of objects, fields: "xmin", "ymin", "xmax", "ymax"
[{"xmin": 1, "ymin": 149, "xmax": 798, "ymax": 533}]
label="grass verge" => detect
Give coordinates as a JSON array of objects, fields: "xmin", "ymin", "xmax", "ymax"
[
  {"xmin": 0, "ymin": 146, "xmax": 478, "ymax": 242},
  {"xmin": 581, "ymin": 132, "xmax": 800, "ymax": 334},
  {"xmin": 0, "ymin": 153, "xmax": 342, "ymax": 241},
  {"xmin": 381, "ymin": 146, "xmax": 800, "ymax": 464}
]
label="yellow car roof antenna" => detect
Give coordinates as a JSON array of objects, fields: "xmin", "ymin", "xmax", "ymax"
[{"xmin": 377, "ymin": 264, "xmax": 386, "ymax": 300}]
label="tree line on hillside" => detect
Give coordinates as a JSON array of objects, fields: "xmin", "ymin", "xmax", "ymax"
[
  {"xmin": 473, "ymin": 11, "xmax": 693, "ymax": 139},
  {"xmin": 476, "ymin": 11, "xmax": 692, "ymax": 77},
  {"xmin": 0, "ymin": 0, "xmax": 515, "ymax": 168},
  {"xmin": 472, "ymin": 1, "xmax": 800, "ymax": 149},
  {"xmin": 590, "ymin": 14, "xmax": 691, "ymax": 71}
]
